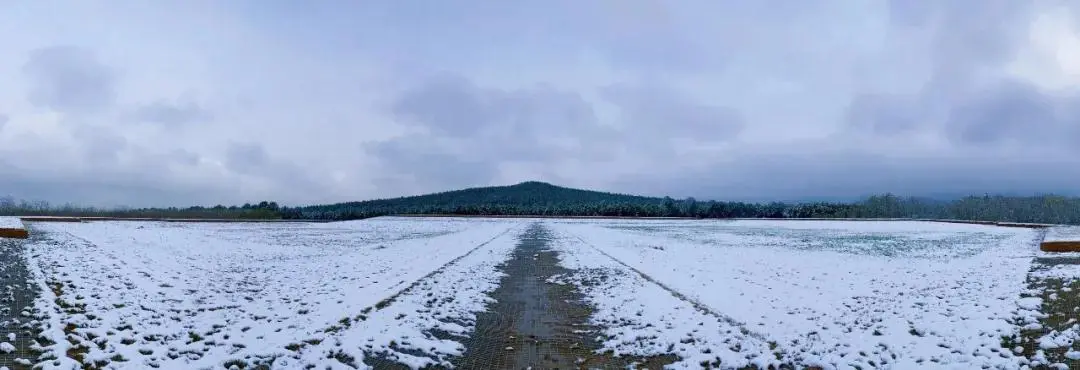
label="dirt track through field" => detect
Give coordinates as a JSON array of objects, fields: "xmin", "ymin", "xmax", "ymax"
[
  {"xmin": 452, "ymin": 223, "xmax": 600, "ymax": 369},
  {"xmin": 0, "ymin": 234, "xmax": 40, "ymax": 369},
  {"xmin": 447, "ymin": 223, "xmax": 674, "ymax": 369}
]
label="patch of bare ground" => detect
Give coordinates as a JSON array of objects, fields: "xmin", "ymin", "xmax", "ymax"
[
  {"xmin": 0, "ymin": 236, "xmax": 46, "ymax": 369},
  {"xmin": 1010, "ymin": 257, "xmax": 1080, "ymax": 369}
]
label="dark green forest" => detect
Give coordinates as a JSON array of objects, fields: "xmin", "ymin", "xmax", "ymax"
[
  {"xmin": 3, "ymin": 182, "xmax": 1080, "ymax": 225},
  {"xmin": 286, "ymin": 182, "xmax": 1080, "ymax": 225}
]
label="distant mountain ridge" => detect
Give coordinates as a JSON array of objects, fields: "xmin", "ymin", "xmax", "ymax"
[
  {"xmin": 289, "ymin": 181, "xmax": 679, "ymax": 220},
  {"xmin": 284, "ymin": 182, "xmax": 1080, "ymax": 225},
  {"xmin": 334, "ymin": 181, "xmax": 662, "ymax": 206}
]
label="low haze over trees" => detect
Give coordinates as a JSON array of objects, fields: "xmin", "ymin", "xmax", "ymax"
[{"xmin": 3, "ymin": 182, "xmax": 1080, "ymax": 225}]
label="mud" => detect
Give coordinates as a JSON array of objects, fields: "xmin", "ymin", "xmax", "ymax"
[
  {"xmin": 450, "ymin": 223, "xmax": 675, "ymax": 369},
  {"xmin": 364, "ymin": 223, "xmax": 675, "ymax": 369},
  {"xmin": 1014, "ymin": 256, "xmax": 1080, "ymax": 369},
  {"xmin": 0, "ymin": 232, "xmax": 41, "ymax": 369}
]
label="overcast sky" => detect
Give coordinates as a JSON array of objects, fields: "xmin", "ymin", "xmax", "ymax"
[{"xmin": 1, "ymin": 1, "xmax": 1079, "ymax": 207}]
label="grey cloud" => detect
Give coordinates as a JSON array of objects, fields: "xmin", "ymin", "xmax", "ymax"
[
  {"xmin": 925, "ymin": 1, "xmax": 1030, "ymax": 74},
  {"xmin": 588, "ymin": 2, "xmax": 720, "ymax": 73},
  {"xmin": 390, "ymin": 73, "xmax": 608, "ymax": 144},
  {"xmin": 612, "ymin": 1, "xmax": 1080, "ymax": 201},
  {"xmin": 373, "ymin": 74, "xmax": 748, "ymax": 193},
  {"xmin": 22, "ymin": 46, "xmax": 115, "ymax": 114},
  {"xmin": 374, "ymin": 73, "xmax": 619, "ymax": 191},
  {"xmin": 945, "ymin": 81, "xmax": 1068, "ymax": 146},
  {"xmin": 845, "ymin": 94, "xmax": 924, "ymax": 136},
  {"xmin": 225, "ymin": 142, "xmax": 270, "ymax": 174},
  {"xmin": 376, "ymin": 64, "xmax": 761, "ymax": 191},
  {"xmin": 0, "ymin": 114, "xmax": 8, "ymax": 131},
  {"xmin": 0, "ymin": 153, "xmax": 222, "ymax": 208},
  {"xmin": 223, "ymin": 142, "xmax": 326, "ymax": 198},
  {"xmin": 619, "ymin": 149, "xmax": 1080, "ymax": 202},
  {"xmin": 847, "ymin": 2, "xmax": 1077, "ymax": 149},
  {"xmin": 391, "ymin": 74, "xmax": 490, "ymax": 138},
  {"xmin": 600, "ymin": 83, "xmax": 743, "ymax": 141},
  {"xmin": 72, "ymin": 126, "xmax": 129, "ymax": 164},
  {"xmin": 0, "ymin": 169, "xmax": 226, "ymax": 209},
  {"xmin": 130, "ymin": 100, "xmax": 212, "ymax": 125},
  {"xmin": 169, "ymin": 149, "xmax": 201, "ymax": 166},
  {"xmin": 366, "ymin": 136, "xmax": 498, "ymax": 192}
]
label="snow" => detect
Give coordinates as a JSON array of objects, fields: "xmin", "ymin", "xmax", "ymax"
[
  {"xmin": 1031, "ymin": 264, "xmax": 1080, "ymax": 280},
  {"xmin": 1038, "ymin": 325, "xmax": 1079, "ymax": 349},
  {"xmin": 21, "ymin": 216, "xmax": 1073, "ymax": 369},
  {"xmin": 0, "ymin": 217, "xmax": 22, "ymax": 229},
  {"xmin": 294, "ymin": 222, "xmax": 521, "ymax": 369},
  {"xmin": 1044, "ymin": 226, "xmax": 1080, "ymax": 242},
  {"xmin": 546, "ymin": 226, "xmax": 779, "ymax": 369},
  {"xmin": 25, "ymin": 217, "xmax": 521, "ymax": 369},
  {"xmin": 547, "ymin": 219, "xmax": 1044, "ymax": 369},
  {"xmin": 0, "ymin": 342, "xmax": 13, "ymax": 353}
]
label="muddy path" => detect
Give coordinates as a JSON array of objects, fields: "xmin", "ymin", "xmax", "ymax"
[
  {"xmin": 0, "ymin": 233, "xmax": 41, "ymax": 369},
  {"xmin": 1014, "ymin": 255, "xmax": 1080, "ymax": 368},
  {"xmin": 450, "ymin": 223, "xmax": 672, "ymax": 370}
]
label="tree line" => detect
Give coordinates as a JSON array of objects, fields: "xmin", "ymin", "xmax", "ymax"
[
  {"xmin": 284, "ymin": 182, "xmax": 1080, "ymax": 225},
  {"xmin": 0, "ymin": 196, "xmax": 282, "ymax": 220},
  {"xmin": 4, "ymin": 182, "xmax": 1080, "ymax": 225}
]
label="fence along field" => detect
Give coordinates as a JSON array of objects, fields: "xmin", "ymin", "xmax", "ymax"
[{"xmin": 1, "ymin": 216, "xmax": 1079, "ymax": 369}]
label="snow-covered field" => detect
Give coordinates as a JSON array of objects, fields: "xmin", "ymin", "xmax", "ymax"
[
  {"xmin": 1045, "ymin": 226, "xmax": 1080, "ymax": 242},
  {"xmin": 547, "ymin": 219, "xmax": 1048, "ymax": 369},
  {"xmin": 0, "ymin": 217, "xmax": 22, "ymax": 230},
  {"xmin": 546, "ymin": 227, "xmax": 780, "ymax": 369},
  {"xmin": 18, "ymin": 217, "xmax": 1073, "ymax": 369},
  {"xmin": 25, "ymin": 217, "xmax": 522, "ymax": 369}
]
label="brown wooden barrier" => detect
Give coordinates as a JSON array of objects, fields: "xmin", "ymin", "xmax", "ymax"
[
  {"xmin": 1040, "ymin": 241, "xmax": 1080, "ymax": 253},
  {"xmin": 0, "ymin": 228, "xmax": 28, "ymax": 239}
]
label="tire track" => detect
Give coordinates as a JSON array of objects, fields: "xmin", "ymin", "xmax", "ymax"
[
  {"xmin": 564, "ymin": 229, "xmax": 771, "ymax": 343},
  {"xmin": 312, "ymin": 222, "xmax": 524, "ymax": 335}
]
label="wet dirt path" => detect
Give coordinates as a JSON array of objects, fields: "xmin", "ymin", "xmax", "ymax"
[
  {"xmin": 452, "ymin": 223, "xmax": 597, "ymax": 369},
  {"xmin": 1015, "ymin": 255, "xmax": 1080, "ymax": 369},
  {"xmin": 451, "ymin": 223, "xmax": 669, "ymax": 370},
  {"xmin": 0, "ymin": 232, "xmax": 40, "ymax": 369}
]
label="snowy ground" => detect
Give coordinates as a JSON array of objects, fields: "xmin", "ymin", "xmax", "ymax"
[
  {"xmin": 1045, "ymin": 226, "xmax": 1080, "ymax": 243},
  {"xmin": 20, "ymin": 217, "xmax": 1073, "ymax": 369},
  {"xmin": 0, "ymin": 217, "xmax": 22, "ymax": 230},
  {"xmin": 547, "ymin": 219, "xmax": 1047, "ymax": 369},
  {"xmin": 24, "ymin": 217, "xmax": 521, "ymax": 369},
  {"xmin": 1020, "ymin": 258, "xmax": 1080, "ymax": 367},
  {"xmin": 546, "ymin": 226, "xmax": 780, "ymax": 369}
]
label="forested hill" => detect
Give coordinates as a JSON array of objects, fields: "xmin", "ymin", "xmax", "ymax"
[
  {"xmin": 284, "ymin": 182, "xmax": 1080, "ymax": 225},
  {"xmin": 285, "ymin": 182, "xmax": 676, "ymax": 220}
]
